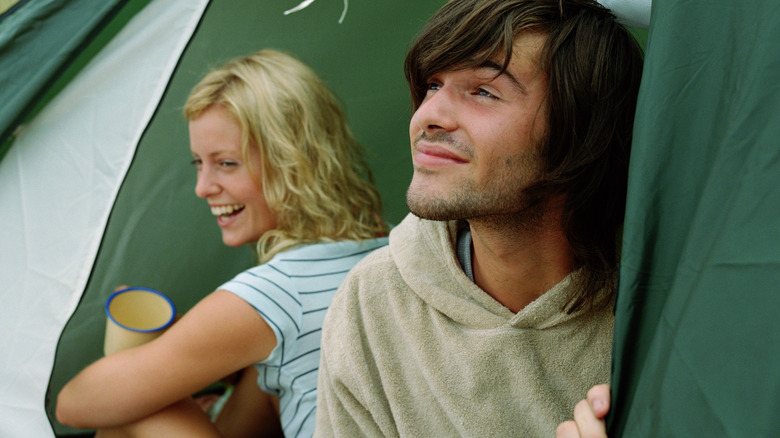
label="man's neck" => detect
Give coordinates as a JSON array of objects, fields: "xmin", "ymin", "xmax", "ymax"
[{"xmin": 467, "ymin": 208, "xmax": 574, "ymax": 313}]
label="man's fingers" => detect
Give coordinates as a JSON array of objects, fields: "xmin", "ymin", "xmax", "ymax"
[
  {"xmin": 572, "ymin": 398, "xmax": 607, "ymax": 438},
  {"xmin": 586, "ymin": 384, "xmax": 611, "ymax": 418},
  {"xmin": 555, "ymin": 420, "xmax": 579, "ymax": 437}
]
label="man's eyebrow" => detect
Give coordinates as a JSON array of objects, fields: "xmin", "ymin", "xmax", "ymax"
[{"xmin": 476, "ymin": 60, "xmax": 526, "ymax": 92}]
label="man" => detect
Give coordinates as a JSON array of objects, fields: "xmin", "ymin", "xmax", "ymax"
[{"xmin": 315, "ymin": 0, "xmax": 643, "ymax": 436}]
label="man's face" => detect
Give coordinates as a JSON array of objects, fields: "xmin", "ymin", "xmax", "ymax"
[{"xmin": 406, "ymin": 32, "xmax": 549, "ymax": 222}]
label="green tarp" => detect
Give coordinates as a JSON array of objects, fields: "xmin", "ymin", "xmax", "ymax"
[
  {"xmin": 0, "ymin": 0, "xmax": 133, "ymax": 159},
  {"xmin": 609, "ymin": 0, "xmax": 780, "ymax": 435}
]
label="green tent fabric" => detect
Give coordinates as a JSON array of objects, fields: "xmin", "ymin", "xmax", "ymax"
[
  {"xmin": 609, "ymin": 0, "xmax": 780, "ymax": 436},
  {"xmin": 0, "ymin": 0, "xmax": 133, "ymax": 158}
]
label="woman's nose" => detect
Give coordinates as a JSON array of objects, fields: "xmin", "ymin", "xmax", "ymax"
[{"xmin": 194, "ymin": 167, "xmax": 218, "ymax": 199}]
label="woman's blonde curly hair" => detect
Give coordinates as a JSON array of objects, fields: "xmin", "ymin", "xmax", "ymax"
[{"xmin": 184, "ymin": 49, "xmax": 386, "ymax": 263}]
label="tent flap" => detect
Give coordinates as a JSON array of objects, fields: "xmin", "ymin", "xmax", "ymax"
[{"xmin": 609, "ymin": 0, "xmax": 780, "ymax": 435}]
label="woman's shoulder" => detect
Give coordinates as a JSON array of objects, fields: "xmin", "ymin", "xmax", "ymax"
[
  {"xmin": 271, "ymin": 237, "xmax": 388, "ymax": 263},
  {"xmin": 237, "ymin": 237, "xmax": 386, "ymax": 280}
]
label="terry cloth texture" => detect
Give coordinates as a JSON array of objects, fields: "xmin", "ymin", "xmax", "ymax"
[
  {"xmin": 220, "ymin": 237, "xmax": 387, "ymax": 438},
  {"xmin": 315, "ymin": 214, "xmax": 613, "ymax": 437}
]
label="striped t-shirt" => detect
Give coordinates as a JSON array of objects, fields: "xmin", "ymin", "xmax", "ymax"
[{"xmin": 219, "ymin": 237, "xmax": 388, "ymax": 438}]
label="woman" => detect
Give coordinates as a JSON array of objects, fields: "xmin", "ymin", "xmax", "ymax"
[{"xmin": 56, "ymin": 49, "xmax": 388, "ymax": 437}]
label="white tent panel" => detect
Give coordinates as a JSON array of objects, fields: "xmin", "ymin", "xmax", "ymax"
[{"xmin": 0, "ymin": 0, "xmax": 208, "ymax": 434}]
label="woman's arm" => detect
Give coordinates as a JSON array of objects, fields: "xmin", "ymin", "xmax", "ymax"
[{"xmin": 56, "ymin": 290, "xmax": 277, "ymax": 429}]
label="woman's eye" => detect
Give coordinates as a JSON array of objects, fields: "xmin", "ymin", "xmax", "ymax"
[
  {"xmin": 190, "ymin": 158, "xmax": 202, "ymax": 168},
  {"xmin": 219, "ymin": 160, "xmax": 238, "ymax": 168},
  {"xmin": 426, "ymin": 82, "xmax": 441, "ymax": 91}
]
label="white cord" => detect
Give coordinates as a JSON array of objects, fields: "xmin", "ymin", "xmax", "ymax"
[{"xmin": 284, "ymin": 0, "xmax": 349, "ymax": 24}]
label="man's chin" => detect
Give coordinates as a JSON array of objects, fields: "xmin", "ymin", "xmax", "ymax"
[
  {"xmin": 408, "ymin": 210, "xmax": 455, "ymax": 222},
  {"xmin": 406, "ymin": 196, "xmax": 463, "ymax": 222}
]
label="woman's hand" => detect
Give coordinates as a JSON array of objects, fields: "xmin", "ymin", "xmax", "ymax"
[{"xmin": 555, "ymin": 384, "xmax": 611, "ymax": 438}]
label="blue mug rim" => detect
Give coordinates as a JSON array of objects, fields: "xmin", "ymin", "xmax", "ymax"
[{"xmin": 105, "ymin": 287, "xmax": 176, "ymax": 333}]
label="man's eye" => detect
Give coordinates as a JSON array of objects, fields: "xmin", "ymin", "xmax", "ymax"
[
  {"xmin": 475, "ymin": 88, "xmax": 497, "ymax": 99},
  {"xmin": 426, "ymin": 82, "xmax": 441, "ymax": 91}
]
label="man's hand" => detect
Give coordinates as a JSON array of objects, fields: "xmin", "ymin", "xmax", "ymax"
[{"xmin": 555, "ymin": 384, "xmax": 610, "ymax": 438}]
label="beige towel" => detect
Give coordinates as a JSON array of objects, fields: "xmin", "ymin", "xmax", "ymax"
[{"xmin": 316, "ymin": 214, "xmax": 613, "ymax": 437}]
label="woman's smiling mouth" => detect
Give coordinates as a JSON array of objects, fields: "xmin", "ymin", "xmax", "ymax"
[{"xmin": 210, "ymin": 203, "xmax": 245, "ymax": 221}]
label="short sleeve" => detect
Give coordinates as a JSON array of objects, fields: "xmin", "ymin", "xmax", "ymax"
[{"xmin": 218, "ymin": 264, "xmax": 302, "ymax": 365}]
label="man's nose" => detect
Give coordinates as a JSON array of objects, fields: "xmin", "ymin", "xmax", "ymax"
[{"xmin": 411, "ymin": 85, "xmax": 458, "ymax": 133}]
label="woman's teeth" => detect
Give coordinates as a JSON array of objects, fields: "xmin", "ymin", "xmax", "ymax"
[{"xmin": 211, "ymin": 204, "xmax": 245, "ymax": 217}]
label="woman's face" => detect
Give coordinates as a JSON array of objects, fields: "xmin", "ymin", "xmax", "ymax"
[{"xmin": 189, "ymin": 105, "xmax": 277, "ymax": 247}]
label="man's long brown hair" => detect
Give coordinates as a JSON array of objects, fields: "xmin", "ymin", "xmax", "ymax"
[{"xmin": 405, "ymin": 0, "xmax": 644, "ymax": 313}]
